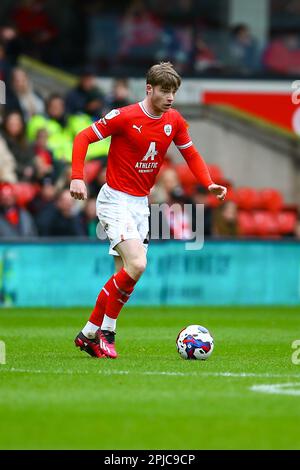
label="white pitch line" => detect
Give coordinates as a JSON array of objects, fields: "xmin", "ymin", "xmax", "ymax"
[
  {"xmin": 250, "ymin": 382, "xmax": 300, "ymax": 396},
  {"xmin": 1, "ymin": 368, "xmax": 300, "ymax": 379}
]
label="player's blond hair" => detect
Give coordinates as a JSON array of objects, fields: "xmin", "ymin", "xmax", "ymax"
[{"xmin": 146, "ymin": 62, "xmax": 181, "ymax": 91}]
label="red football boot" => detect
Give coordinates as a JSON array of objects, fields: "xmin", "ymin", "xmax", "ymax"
[
  {"xmin": 74, "ymin": 331, "xmax": 105, "ymax": 358},
  {"xmin": 97, "ymin": 329, "xmax": 118, "ymax": 359}
]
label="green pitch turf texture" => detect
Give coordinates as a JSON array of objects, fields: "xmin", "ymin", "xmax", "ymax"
[{"xmin": 0, "ymin": 306, "xmax": 300, "ymax": 450}]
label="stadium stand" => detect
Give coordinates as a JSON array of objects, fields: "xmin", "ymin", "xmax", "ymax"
[{"xmin": 0, "ymin": 0, "xmax": 300, "ymax": 240}]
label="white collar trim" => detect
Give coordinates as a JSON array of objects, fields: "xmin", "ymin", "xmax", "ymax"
[{"xmin": 139, "ymin": 101, "xmax": 162, "ymax": 119}]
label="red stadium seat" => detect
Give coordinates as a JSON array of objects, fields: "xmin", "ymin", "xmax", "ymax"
[
  {"xmin": 207, "ymin": 164, "xmax": 224, "ymax": 183},
  {"xmin": 252, "ymin": 211, "xmax": 279, "ymax": 237},
  {"xmin": 235, "ymin": 187, "xmax": 260, "ymax": 211},
  {"xmin": 14, "ymin": 183, "xmax": 39, "ymax": 207},
  {"xmin": 238, "ymin": 211, "xmax": 255, "ymax": 236},
  {"xmin": 175, "ymin": 164, "xmax": 197, "ymax": 195},
  {"xmin": 259, "ymin": 188, "xmax": 283, "ymax": 212},
  {"xmin": 276, "ymin": 211, "xmax": 297, "ymax": 235},
  {"xmin": 175, "ymin": 163, "xmax": 226, "ymax": 197},
  {"xmin": 206, "ymin": 193, "xmax": 221, "ymax": 208},
  {"xmin": 226, "ymin": 186, "xmax": 236, "ymax": 203},
  {"xmin": 84, "ymin": 160, "xmax": 102, "ymax": 183}
]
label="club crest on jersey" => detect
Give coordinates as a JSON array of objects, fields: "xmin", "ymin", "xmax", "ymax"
[
  {"xmin": 105, "ymin": 109, "xmax": 120, "ymax": 120},
  {"xmin": 164, "ymin": 124, "xmax": 172, "ymax": 136}
]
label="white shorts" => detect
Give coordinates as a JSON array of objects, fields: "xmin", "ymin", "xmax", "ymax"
[{"xmin": 96, "ymin": 183, "xmax": 150, "ymax": 256}]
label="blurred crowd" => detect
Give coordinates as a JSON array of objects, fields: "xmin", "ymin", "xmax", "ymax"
[
  {"xmin": 0, "ymin": 65, "xmax": 131, "ymax": 238},
  {"xmin": 1, "ymin": 0, "xmax": 300, "ymax": 240},
  {"xmin": 0, "ymin": 64, "xmax": 300, "ymax": 240},
  {"xmin": 1, "ymin": 0, "xmax": 300, "ymax": 77}
]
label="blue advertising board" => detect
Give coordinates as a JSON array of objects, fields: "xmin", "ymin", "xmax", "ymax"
[{"xmin": 0, "ymin": 240, "xmax": 299, "ymax": 306}]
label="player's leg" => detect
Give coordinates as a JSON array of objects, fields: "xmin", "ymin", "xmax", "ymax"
[
  {"xmin": 75, "ymin": 255, "xmax": 124, "ymax": 358},
  {"xmin": 97, "ymin": 238, "xmax": 146, "ymax": 358},
  {"xmin": 84, "ymin": 255, "xmax": 123, "ymax": 330},
  {"xmin": 114, "ymin": 255, "xmax": 124, "ymax": 273},
  {"xmin": 101, "ymin": 238, "xmax": 146, "ymax": 327},
  {"xmin": 75, "ymin": 182, "xmax": 126, "ymax": 357},
  {"xmin": 76, "ymin": 184, "xmax": 148, "ymax": 358}
]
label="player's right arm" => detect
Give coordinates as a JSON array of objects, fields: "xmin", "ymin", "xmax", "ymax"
[
  {"xmin": 70, "ymin": 109, "xmax": 123, "ymax": 200},
  {"xmin": 70, "ymin": 127, "xmax": 99, "ymax": 200}
]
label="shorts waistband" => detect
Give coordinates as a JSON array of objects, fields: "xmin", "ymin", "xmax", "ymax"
[{"xmin": 104, "ymin": 183, "xmax": 148, "ymax": 201}]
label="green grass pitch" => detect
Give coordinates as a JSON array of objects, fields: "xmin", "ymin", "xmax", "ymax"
[{"xmin": 0, "ymin": 306, "xmax": 300, "ymax": 450}]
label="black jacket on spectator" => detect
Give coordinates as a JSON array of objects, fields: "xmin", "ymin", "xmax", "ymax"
[
  {"xmin": 29, "ymin": 198, "xmax": 56, "ymax": 236},
  {"xmin": 66, "ymin": 86, "xmax": 104, "ymax": 115},
  {"xmin": 38, "ymin": 206, "xmax": 85, "ymax": 237}
]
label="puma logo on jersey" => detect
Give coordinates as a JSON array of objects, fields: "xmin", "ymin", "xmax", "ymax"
[{"xmin": 133, "ymin": 124, "xmax": 142, "ymax": 133}]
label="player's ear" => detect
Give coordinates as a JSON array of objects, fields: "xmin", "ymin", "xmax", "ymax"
[{"xmin": 146, "ymin": 84, "xmax": 153, "ymax": 95}]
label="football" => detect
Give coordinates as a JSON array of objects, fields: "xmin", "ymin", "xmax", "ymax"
[{"xmin": 176, "ymin": 325, "xmax": 214, "ymax": 360}]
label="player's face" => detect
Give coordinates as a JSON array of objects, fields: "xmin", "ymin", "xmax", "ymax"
[{"xmin": 149, "ymin": 85, "xmax": 176, "ymax": 113}]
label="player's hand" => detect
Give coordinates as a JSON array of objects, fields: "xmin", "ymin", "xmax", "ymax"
[
  {"xmin": 208, "ymin": 183, "xmax": 227, "ymax": 201},
  {"xmin": 70, "ymin": 179, "xmax": 87, "ymax": 200}
]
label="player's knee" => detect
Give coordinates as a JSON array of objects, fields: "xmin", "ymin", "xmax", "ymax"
[{"xmin": 129, "ymin": 258, "xmax": 147, "ymax": 278}]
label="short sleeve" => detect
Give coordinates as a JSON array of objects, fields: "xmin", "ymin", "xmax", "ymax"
[
  {"xmin": 91, "ymin": 108, "xmax": 124, "ymax": 140},
  {"xmin": 173, "ymin": 112, "xmax": 193, "ymax": 150}
]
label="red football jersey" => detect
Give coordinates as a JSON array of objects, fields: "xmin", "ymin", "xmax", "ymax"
[{"xmin": 91, "ymin": 102, "xmax": 192, "ymax": 196}]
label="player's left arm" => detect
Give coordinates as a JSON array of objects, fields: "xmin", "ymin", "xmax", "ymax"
[{"xmin": 173, "ymin": 114, "xmax": 227, "ymax": 201}]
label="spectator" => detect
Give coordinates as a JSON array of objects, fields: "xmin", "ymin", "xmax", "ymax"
[
  {"xmin": 118, "ymin": 0, "xmax": 162, "ymax": 67},
  {"xmin": 11, "ymin": 0, "xmax": 58, "ymax": 64},
  {"xmin": 27, "ymin": 94, "xmax": 73, "ymax": 162},
  {"xmin": 43, "ymin": 189, "xmax": 85, "ymax": 236},
  {"xmin": 0, "ymin": 23, "xmax": 21, "ymax": 65},
  {"xmin": 28, "ymin": 180, "xmax": 56, "ymax": 235},
  {"xmin": 0, "ymin": 40, "xmax": 10, "ymax": 82},
  {"xmin": 105, "ymin": 78, "xmax": 132, "ymax": 110},
  {"xmin": 0, "ymin": 183, "xmax": 37, "ymax": 237},
  {"xmin": 171, "ymin": 25, "xmax": 193, "ymax": 73},
  {"xmin": 151, "ymin": 167, "xmax": 181, "ymax": 204},
  {"xmin": 66, "ymin": 68, "xmax": 104, "ymax": 117},
  {"xmin": 66, "ymin": 71, "xmax": 111, "ymax": 162},
  {"xmin": 263, "ymin": 32, "xmax": 300, "ymax": 75},
  {"xmin": 6, "ymin": 67, "xmax": 44, "ymax": 121},
  {"xmin": 2, "ymin": 111, "xmax": 35, "ymax": 181},
  {"xmin": 0, "ymin": 133, "xmax": 17, "ymax": 183},
  {"xmin": 163, "ymin": 187, "xmax": 193, "ymax": 240},
  {"xmin": 227, "ymin": 24, "xmax": 260, "ymax": 74},
  {"xmin": 88, "ymin": 160, "xmax": 107, "ymax": 198},
  {"xmin": 212, "ymin": 200, "xmax": 239, "ymax": 238},
  {"xmin": 82, "ymin": 198, "xmax": 98, "ymax": 237},
  {"xmin": 28, "ymin": 93, "xmax": 110, "ymax": 164},
  {"xmin": 157, "ymin": 24, "xmax": 193, "ymax": 74},
  {"xmin": 191, "ymin": 184, "xmax": 213, "ymax": 237},
  {"xmin": 31, "ymin": 128, "xmax": 63, "ymax": 184},
  {"xmin": 193, "ymin": 36, "xmax": 222, "ymax": 74}
]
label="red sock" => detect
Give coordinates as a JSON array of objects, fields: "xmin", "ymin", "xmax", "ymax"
[
  {"xmin": 88, "ymin": 277, "xmax": 114, "ymax": 326},
  {"xmin": 105, "ymin": 268, "xmax": 137, "ymax": 319}
]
